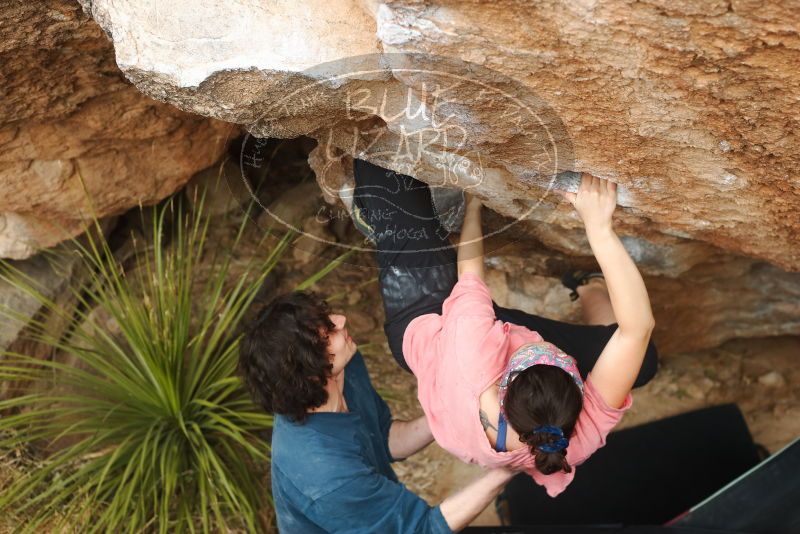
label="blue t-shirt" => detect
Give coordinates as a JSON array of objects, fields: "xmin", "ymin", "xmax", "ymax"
[{"xmin": 271, "ymin": 352, "xmax": 452, "ymax": 533}]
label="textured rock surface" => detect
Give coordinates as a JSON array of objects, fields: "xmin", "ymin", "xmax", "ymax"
[
  {"xmin": 81, "ymin": 0, "xmax": 799, "ymax": 270},
  {"xmin": 0, "ymin": 241, "xmax": 88, "ymax": 400},
  {"xmin": 485, "ymin": 247, "xmax": 800, "ymax": 355},
  {"xmin": 2, "ymin": 1, "xmax": 798, "ymax": 355},
  {"xmin": 0, "ymin": 245, "xmax": 82, "ymax": 355},
  {"xmin": 0, "ymin": 0, "xmax": 235, "ymax": 259}
]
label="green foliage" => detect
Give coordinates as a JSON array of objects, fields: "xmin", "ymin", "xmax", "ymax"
[{"xmin": 0, "ymin": 194, "xmax": 344, "ymax": 533}]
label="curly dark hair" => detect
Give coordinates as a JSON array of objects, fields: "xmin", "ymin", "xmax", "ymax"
[
  {"xmin": 503, "ymin": 365, "xmax": 583, "ymax": 475},
  {"xmin": 238, "ymin": 291, "xmax": 335, "ymax": 423}
]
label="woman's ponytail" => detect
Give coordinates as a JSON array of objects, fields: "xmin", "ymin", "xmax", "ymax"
[
  {"xmin": 520, "ymin": 428, "xmax": 572, "ymax": 475},
  {"xmin": 504, "ymin": 365, "xmax": 583, "ymax": 476}
]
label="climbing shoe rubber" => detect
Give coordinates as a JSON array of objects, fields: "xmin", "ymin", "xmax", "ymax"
[{"xmin": 561, "ymin": 270, "xmax": 605, "ymax": 301}]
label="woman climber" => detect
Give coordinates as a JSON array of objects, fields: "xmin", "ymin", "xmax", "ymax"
[{"xmin": 349, "ymin": 158, "xmax": 658, "ymax": 496}]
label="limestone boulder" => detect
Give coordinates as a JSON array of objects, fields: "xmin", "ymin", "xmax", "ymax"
[
  {"xmin": 0, "ymin": 235, "xmax": 97, "ymax": 399},
  {"xmin": 4, "ymin": 0, "xmax": 798, "ymax": 355},
  {"xmin": 184, "ymin": 159, "xmax": 253, "ymax": 216},
  {"xmin": 0, "ymin": 0, "xmax": 235, "ymax": 259},
  {"xmin": 0, "ymin": 244, "xmax": 82, "ymax": 355},
  {"xmin": 79, "ymin": 0, "xmax": 799, "ymax": 271}
]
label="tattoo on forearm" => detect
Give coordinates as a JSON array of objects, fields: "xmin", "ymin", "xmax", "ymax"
[{"xmin": 479, "ymin": 410, "xmax": 497, "ymax": 433}]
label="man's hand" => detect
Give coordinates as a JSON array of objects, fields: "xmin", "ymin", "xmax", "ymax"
[{"xmin": 557, "ymin": 173, "xmax": 617, "ymax": 231}]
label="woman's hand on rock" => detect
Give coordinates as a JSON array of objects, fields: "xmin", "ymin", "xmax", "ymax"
[
  {"xmin": 464, "ymin": 191, "xmax": 483, "ymax": 213},
  {"xmin": 556, "ymin": 173, "xmax": 617, "ymax": 231}
]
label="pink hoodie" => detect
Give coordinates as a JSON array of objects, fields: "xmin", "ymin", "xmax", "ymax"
[{"xmin": 403, "ymin": 273, "xmax": 632, "ymax": 497}]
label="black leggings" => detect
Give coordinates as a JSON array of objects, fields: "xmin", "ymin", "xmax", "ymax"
[{"xmin": 352, "ymin": 158, "xmax": 658, "ymax": 385}]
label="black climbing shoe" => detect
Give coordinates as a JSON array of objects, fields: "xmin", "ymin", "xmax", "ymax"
[
  {"xmin": 343, "ymin": 185, "xmax": 464, "ymax": 243},
  {"xmin": 561, "ymin": 270, "xmax": 605, "ymax": 301},
  {"xmin": 430, "ymin": 186, "xmax": 465, "ymax": 234}
]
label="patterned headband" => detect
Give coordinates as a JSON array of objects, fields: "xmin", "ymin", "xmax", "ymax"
[{"xmin": 498, "ymin": 342, "xmax": 584, "ymax": 413}]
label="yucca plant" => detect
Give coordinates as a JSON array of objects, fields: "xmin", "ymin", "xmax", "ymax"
[{"xmin": 0, "ymin": 191, "xmax": 349, "ymax": 533}]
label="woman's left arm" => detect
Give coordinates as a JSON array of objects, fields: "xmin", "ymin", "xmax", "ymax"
[{"xmin": 558, "ymin": 174, "xmax": 655, "ymax": 408}]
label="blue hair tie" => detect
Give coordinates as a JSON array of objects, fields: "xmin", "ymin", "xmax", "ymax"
[{"xmin": 533, "ymin": 425, "xmax": 569, "ymax": 453}]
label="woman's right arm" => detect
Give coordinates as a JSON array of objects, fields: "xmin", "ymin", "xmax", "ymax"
[
  {"xmin": 457, "ymin": 193, "xmax": 485, "ymax": 280},
  {"xmin": 558, "ymin": 174, "xmax": 655, "ymax": 408}
]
